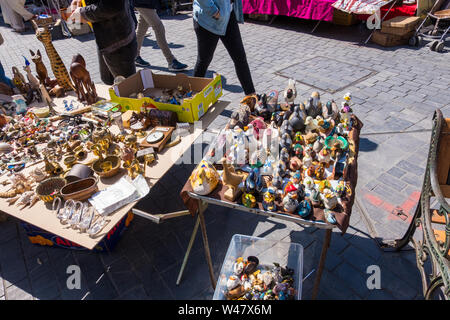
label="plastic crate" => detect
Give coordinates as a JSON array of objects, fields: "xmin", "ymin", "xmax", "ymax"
[{"xmin": 213, "ymin": 234, "xmax": 304, "ymax": 300}]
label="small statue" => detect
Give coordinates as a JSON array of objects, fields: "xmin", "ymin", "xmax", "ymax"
[
  {"xmin": 12, "ymin": 67, "xmax": 26, "ymax": 94},
  {"xmin": 282, "ymin": 79, "xmax": 297, "ymax": 106},
  {"xmin": 244, "ymin": 167, "xmax": 263, "ymax": 194},
  {"xmin": 189, "ymin": 160, "xmax": 220, "ymax": 195},
  {"xmin": 297, "ymin": 200, "xmax": 312, "ymax": 218},
  {"xmin": 23, "ymin": 57, "xmax": 40, "ymax": 90},
  {"xmin": 30, "ymin": 49, "xmax": 57, "ymax": 88},
  {"xmin": 322, "ymin": 100, "xmax": 339, "ymax": 121},
  {"xmin": 221, "ymin": 158, "xmax": 247, "ymax": 202},
  {"xmin": 241, "ymin": 192, "xmax": 256, "ymax": 208},
  {"xmin": 70, "ymin": 54, "xmax": 97, "ymax": 105},
  {"xmin": 262, "ymin": 187, "xmax": 277, "ymax": 212},
  {"xmin": 282, "ymin": 183, "xmax": 299, "ymax": 213}
]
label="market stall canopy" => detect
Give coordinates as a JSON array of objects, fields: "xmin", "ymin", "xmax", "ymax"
[{"xmin": 332, "ymin": 0, "xmax": 395, "ymax": 15}]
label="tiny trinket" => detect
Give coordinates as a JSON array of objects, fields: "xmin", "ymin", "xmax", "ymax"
[{"xmin": 262, "ymin": 187, "xmax": 277, "ymax": 212}]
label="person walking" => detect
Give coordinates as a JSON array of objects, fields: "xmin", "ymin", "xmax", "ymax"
[
  {"xmin": 192, "ymin": 0, "xmax": 255, "ymax": 95},
  {"xmin": 134, "ymin": 0, "xmax": 187, "ymax": 71},
  {"xmin": 0, "ymin": 0, "xmax": 35, "ymax": 32},
  {"xmin": 68, "ymin": 0, "xmax": 138, "ymax": 85}
]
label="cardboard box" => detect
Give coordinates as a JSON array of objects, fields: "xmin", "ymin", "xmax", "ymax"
[
  {"xmin": 109, "ymin": 69, "xmax": 223, "ymax": 123},
  {"xmin": 21, "ymin": 212, "xmax": 134, "ymax": 252},
  {"xmin": 381, "ymin": 16, "xmax": 421, "ymax": 35},
  {"xmin": 333, "ymin": 10, "xmax": 358, "ymax": 26},
  {"xmin": 371, "ymin": 30, "xmax": 414, "ymax": 47}
]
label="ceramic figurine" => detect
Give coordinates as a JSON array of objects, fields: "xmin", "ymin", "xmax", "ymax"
[
  {"xmin": 70, "ymin": 54, "xmax": 97, "ymax": 105},
  {"xmin": 304, "ymin": 116, "xmax": 319, "ymax": 133},
  {"xmin": 240, "ymin": 95, "xmax": 257, "ymax": 113},
  {"xmin": 293, "ymin": 143, "xmax": 303, "ymax": 158},
  {"xmin": 321, "ymin": 189, "xmax": 338, "ymax": 210},
  {"xmin": 262, "ymin": 187, "xmax": 277, "ymax": 212},
  {"xmin": 303, "ymin": 176, "xmax": 314, "ymax": 192},
  {"xmin": 266, "ymin": 90, "xmax": 279, "ymax": 112},
  {"xmin": 260, "ymin": 156, "xmax": 275, "ymax": 176},
  {"xmin": 318, "ymin": 148, "xmax": 331, "ymax": 166},
  {"xmin": 279, "ymin": 133, "xmax": 292, "ymax": 151},
  {"xmin": 309, "ymin": 188, "xmax": 321, "ymax": 206},
  {"xmin": 242, "ymin": 192, "xmax": 257, "ymax": 208},
  {"xmin": 228, "ymin": 104, "xmax": 251, "ymax": 129},
  {"xmin": 297, "ymin": 199, "xmax": 312, "ymax": 218},
  {"xmin": 249, "ymin": 117, "xmax": 266, "ymax": 141},
  {"xmin": 244, "ymin": 167, "xmax": 263, "ymax": 194},
  {"xmin": 289, "ymin": 156, "xmax": 302, "ymax": 172},
  {"xmin": 279, "ymin": 147, "xmax": 290, "ymax": 167},
  {"xmin": 272, "ymin": 173, "xmax": 283, "ymax": 190},
  {"xmin": 293, "ymin": 131, "xmax": 303, "ymax": 144},
  {"xmin": 311, "ymin": 91, "xmax": 322, "ymax": 110},
  {"xmin": 312, "ymin": 137, "xmax": 323, "ymax": 153},
  {"xmin": 221, "ymin": 158, "xmax": 247, "ymax": 201},
  {"xmin": 282, "ymin": 79, "xmax": 297, "ymax": 106},
  {"xmin": 255, "ymin": 94, "xmax": 272, "ymax": 120},
  {"xmin": 315, "ymin": 164, "xmax": 325, "ymax": 180},
  {"xmin": 291, "ymin": 171, "xmax": 302, "ymax": 189},
  {"xmin": 305, "ymin": 93, "xmax": 321, "ymax": 118},
  {"xmin": 304, "ymin": 132, "xmax": 318, "ymax": 145},
  {"xmin": 322, "ymin": 100, "xmax": 339, "ymax": 121},
  {"xmin": 32, "ymin": 23, "xmax": 74, "ymax": 92},
  {"xmin": 189, "ymin": 160, "xmax": 220, "ymax": 195},
  {"xmin": 335, "ymin": 180, "xmax": 351, "ymax": 199},
  {"xmin": 274, "ymin": 160, "xmax": 287, "ymax": 177},
  {"xmin": 282, "ymin": 183, "xmax": 299, "ymax": 213},
  {"xmin": 280, "ymin": 119, "xmax": 293, "ymax": 138},
  {"xmin": 324, "ymin": 209, "xmax": 337, "ymax": 224},
  {"xmin": 288, "ymin": 105, "xmax": 305, "ymax": 132}
]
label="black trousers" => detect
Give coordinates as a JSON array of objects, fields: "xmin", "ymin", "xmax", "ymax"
[
  {"xmin": 193, "ymin": 13, "xmax": 255, "ymax": 95},
  {"xmin": 98, "ymin": 37, "xmax": 138, "ymax": 85}
]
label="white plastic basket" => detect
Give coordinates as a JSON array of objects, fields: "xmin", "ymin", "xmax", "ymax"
[{"xmin": 213, "ymin": 234, "xmax": 304, "ymax": 300}]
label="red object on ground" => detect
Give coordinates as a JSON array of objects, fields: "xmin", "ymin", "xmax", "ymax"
[
  {"xmin": 357, "ymin": 3, "xmax": 417, "ymax": 21},
  {"xmin": 242, "ymin": 0, "xmax": 336, "ymax": 22}
]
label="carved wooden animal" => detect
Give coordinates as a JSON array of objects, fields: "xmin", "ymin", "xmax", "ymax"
[
  {"xmin": 70, "ymin": 54, "xmax": 97, "ymax": 105},
  {"xmin": 12, "ymin": 67, "xmax": 26, "ymax": 93},
  {"xmin": 30, "ymin": 49, "xmax": 48, "ymax": 84},
  {"xmin": 32, "ymin": 22, "xmax": 74, "ymax": 92},
  {"xmin": 23, "ymin": 57, "xmax": 40, "ymax": 90}
]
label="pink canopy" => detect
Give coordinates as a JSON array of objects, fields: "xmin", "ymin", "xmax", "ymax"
[{"xmin": 242, "ymin": 0, "xmax": 336, "ymax": 22}]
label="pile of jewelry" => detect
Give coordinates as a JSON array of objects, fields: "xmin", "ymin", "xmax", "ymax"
[{"xmin": 225, "ymin": 256, "xmax": 296, "ymax": 300}]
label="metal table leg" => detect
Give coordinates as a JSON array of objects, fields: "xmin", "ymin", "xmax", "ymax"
[
  {"xmin": 176, "ymin": 214, "xmax": 200, "ymax": 286},
  {"xmin": 311, "ymin": 228, "xmax": 332, "ymax": 299},
  {"xmin": 198, "ymin": 201, "xmax": 216, "ymax": 289}
]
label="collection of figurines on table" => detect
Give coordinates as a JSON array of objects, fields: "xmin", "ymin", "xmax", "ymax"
[
  {"xmin": 128, "ymin": 85, "xmax": 197, "ymax": 106},
  {"xmin": 224, "ymin": 256, "xmax": 296, "ymax": 300},
  {"xmin": 0, "ymin": 106, "xmax": 183, "ymax": 235},
  {"xmin": 189, "ymin": 79, "xmax": 355, "ymax": 224}
]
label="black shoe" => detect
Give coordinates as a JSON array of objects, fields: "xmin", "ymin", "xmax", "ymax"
[
  {"xmin": 168, "ymin": 59, "xmax": 187, "ymax": 71},
  {"xmin": 135, "ymin": 56, "xmax": 150, "ymax": 67}
]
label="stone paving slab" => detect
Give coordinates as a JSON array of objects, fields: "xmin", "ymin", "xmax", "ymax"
[{"xmin": 0, "ymin": 11, "xmax": 449, "ymax": 300}]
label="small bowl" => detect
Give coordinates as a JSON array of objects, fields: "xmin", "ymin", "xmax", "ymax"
[
  {"xmin": 60, "ymin": 177, "xmax": 99, "ymax": 201},
  {"xmin": 36, "ymin": 177, "xmax": 67, "ymax": 203},
  {"xmin": 92, "ymin": 155, "xmax": 121, "ymax": 178}
]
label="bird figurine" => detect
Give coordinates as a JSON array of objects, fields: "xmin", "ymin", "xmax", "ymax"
[
  {"xmin": 282, "ymin": 183, "xmax": 299, "ymax": 213},
  {"xmin": 288, "ymin": 105, "xmax": 305, "ymax": 132},
  {"xmin": 244, "ymin": 167, "xmax": 263, "ymax": 194},
  {"xmin": 283, "ymin": 79, "xmax": 297, "ymax": 106},
  {"xmin": 221, "ymin": 158, "xmax": 247, "ymax": 201},
  {"xmin": 322, "ymin": 100, "xmax": 339, "ymax": 121},
  {"xmin": 297, "ymin": 200, "xmax": 312, "ymax": 218},
  {"xmin": 190, "ymin": 160, "xmax": 220, "ymax": 195},
  {"xmin": 262, "ymin": 187, "xmax": 277, "ymax": 212}
]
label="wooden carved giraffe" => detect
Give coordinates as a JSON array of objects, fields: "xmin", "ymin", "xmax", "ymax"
[{"xmin": 33, "ymin": 22, "xmax": 74, "ymax": 92}]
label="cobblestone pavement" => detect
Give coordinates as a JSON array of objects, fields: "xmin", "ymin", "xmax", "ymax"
[{"xmin": 0, "ymin": 12, "xmax": 449, "ymax": 300}]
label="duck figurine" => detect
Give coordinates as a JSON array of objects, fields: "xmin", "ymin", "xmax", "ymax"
[
  {"xmin": 297, "ymin": 199, "xmax": 312, "ymax": 218},
  {"xmin": 322, "ymin": 100, "xmax": 339, "ymax": 121},
  {"xmin": 282, "ymin": 183, "xmax": 299, "ymax": 213},
  {"xmin": 272, "ymin": 173, "xmax": 284, "ymax": 190},
  {"xmin": 318, "ymin": 148, "xmax": 331, "ymax": 166},
  {"xmin": 244, "ymin": 167, "xmax": 263, "ymax": 194},
  {"xmin": 242, "ymin": 192, "xmax": 257, "ymax": 208},
  {"xmin": 282, "ymin": 79, "xmax": 297, "ymax": 106},
  {"xmin": 266, "ymin": 90, "xmax": 279, "ymax": 112},
  {"xmin": 305, "ymin": 94, "xmax": 321, "ymax": 118},
  {"xmin": 262, "ymin": 187, "xmax": 277, "ymax": 212},
  {"xmin": 280, "ymin": 133, "xmax": 292, "ymax": 151},
  {"xmin": 221, "ymin": 158, "xmax": 247, "ymax": 201},
  {"xmin": 293, "ymin": 131, "xmax": 303, "ymax": 144},
  {"xmin": 324, "ymin": 209, "xmax": 337, "ymax": 224},
  {"xmin": 280, "ymin": 119, "xmax": 293, "ymax": 137},
  {"xmin": 312, "ymin": 137, "xmax": 323, "ymax": 153},
  {"xmin": 321, "ymin": 189, "xmax": 338, "ymax": 210},
  {"xmin": 288, "ymin": 105, "xmax": 305, "ymax": 132},
  {"xmin": 190, "ymin": 160, "xmax": 220, "ymax": 195},
  {"xmin": 250, "ymin": 117, "xmax": 266, "ymax": 141},
  {"xmin": 304, "ymin": 116, "xmax": 319, "ymax": 133},
  {"xmin": 279, "ymin": 147, "xmax": 290, "ymax": 166},
  {"xmin": 255, "ymin": 93, "xmax": 272, "ymax": 120}
]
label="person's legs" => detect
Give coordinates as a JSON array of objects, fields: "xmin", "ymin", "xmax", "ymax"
[
  {"xmin": 219, "ymin": 13, "xmax": 255, "ymax": 95},
  {"xmin": 193, "ymin": 19, "xmax": 220, "ymax": 77},
  {"xmin": 98, "ymin": 48, "xmax": 114, "ymax": 85},
  {"xmin": 137, "ymin": 8, "xmax": 175, "ymax": 64},
  {"xmin": 1, "ymin": 0, "xmax": 26, "ymax": 31},
  {"xmin": 6, "ymin": 0, "xmax": 34, "ymax": 21},
  {"xmin": 102, "ymin": 37, "xmax": 138, "ymax": 83},
  {"xmin": 135, "ymin": 9, "xmax": 150, "ymax": 56}
]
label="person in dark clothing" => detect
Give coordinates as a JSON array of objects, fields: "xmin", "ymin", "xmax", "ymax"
[
  {"xmin": 68, "ymin": 0, "xmax": 138, "ymax": 85},
  {"xmin": 193, "ymin": 0, "xmax": 255, "ymax": 95},
  {"xmin": 133, "ymin": 0, "xmax": 187, "ymax": 71}
]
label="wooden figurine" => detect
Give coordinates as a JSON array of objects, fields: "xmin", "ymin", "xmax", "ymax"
[
  {"xmin": 32, "ymin": 21, "xmax": 74, "ymax": 92},
  {"xmin": 29, "ymin": 49, "xmax": 55, "ymax": 88},
  {"xmin": 12, "ymin": 67, "xmax": 26, "ymax": 93},
  {"xmin": 70, "ymin": 54, "xmax": 97, "ymax": 105},
  {"xmin": 23, "ymin": 57, "xmax": 40, "ymax": 90},
  {"xmin": 221, "ymin": 158, "xmax": 247, "ymax": 201}
]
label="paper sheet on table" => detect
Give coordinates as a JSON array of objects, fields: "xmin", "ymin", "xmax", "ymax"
[{"xmin": 88, "ymin": 175, "xmax": 150, "ymax": 216}]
